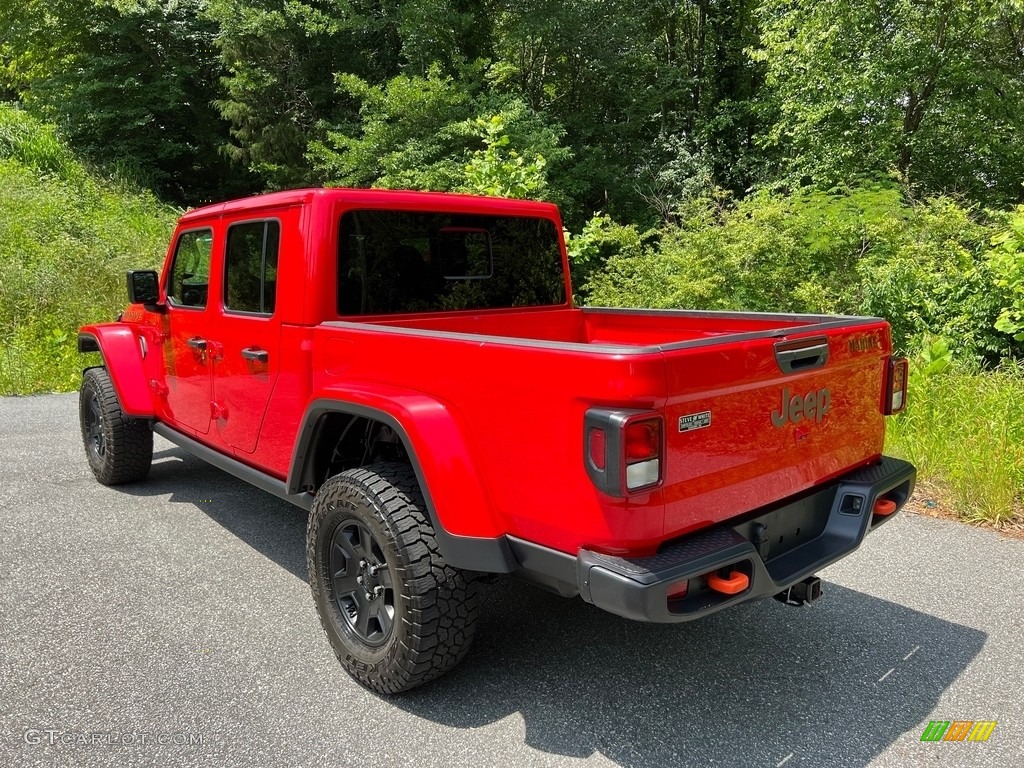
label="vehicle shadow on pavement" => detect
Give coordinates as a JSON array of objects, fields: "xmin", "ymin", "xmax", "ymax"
[
  {"xmin": 401, "ymin": 579, "xmax": 985, "ymax": 768},
  {"xmin": 125, "ymin": 446, "xmax": 310, "ymax": 579},
  {"xmin": 128, "ymin": 445, "xmax": 985, "ymax": 768}
]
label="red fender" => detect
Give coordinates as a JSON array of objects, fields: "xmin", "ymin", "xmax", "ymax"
[
  {"xmin": 78, "ymin": 324, "xmax": 154, "ymax": 417},
  {"xmin": 292, "ymin": 383, "xmax": 502, "ymax": 539}
]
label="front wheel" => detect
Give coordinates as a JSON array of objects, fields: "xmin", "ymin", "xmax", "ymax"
[
  {"xmin": 79, "ymin": 367, "xmax": 153, "ymax": 485},
  {"xmin": 307, "ymin": 463, "xmax": 479, "ymax": 693}
]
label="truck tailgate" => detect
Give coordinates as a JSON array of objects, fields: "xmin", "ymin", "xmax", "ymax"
[{"xmin": 659, "ymin": 322, "xmax": 891, "ymax": 537}]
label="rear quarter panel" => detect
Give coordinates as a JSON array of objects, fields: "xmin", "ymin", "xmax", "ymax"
[{"xmin": 311, "ymin": 323, "xmax": 670, "ymax": 553}]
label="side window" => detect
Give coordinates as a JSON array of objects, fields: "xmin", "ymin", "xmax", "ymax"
[
  {"xmin": 167, "ymin": 229, "xmax": 214, "ymax": 308},
  {"xmin": 224, "ymin": 220, "xmax": 280, "ymax": 315}
]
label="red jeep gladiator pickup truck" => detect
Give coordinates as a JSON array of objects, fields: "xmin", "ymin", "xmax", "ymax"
[{"xmin": 78, "ymin": 188, "xmax": 915, "ymax": 693}]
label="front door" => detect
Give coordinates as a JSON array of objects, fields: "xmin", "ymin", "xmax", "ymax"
[{"xmin": 162, "ymin": 228, "xmax": 215, "ymax": 435}]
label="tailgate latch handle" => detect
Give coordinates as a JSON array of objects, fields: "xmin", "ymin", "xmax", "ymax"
[{"xmin": 774, "ymin": 336, "xmax": 829, "ymax": 374}]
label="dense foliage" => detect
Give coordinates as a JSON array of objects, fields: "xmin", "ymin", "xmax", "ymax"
[
  {"xmin": 0, "ymin": 0, "xmax": 772, "ymax": 219},
  {"xmin": 0, "ymin": 105, "xmax": 178, "ymax": 394},
  {"xmin": 583, "ymin": 186, "xmax": 1022, "ymax": 362},
  {"xmin": 755, "ymin": 0, "xmax": 1024, "ymax": 207},
  {"xmin": 4, "ymin": 0, "xmax": 1021, "ymax": 212}
]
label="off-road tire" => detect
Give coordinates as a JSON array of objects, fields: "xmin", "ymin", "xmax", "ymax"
[
  {"xmin": 79, "ymin": 367, "xmax": 153, "ymax": 485},
  {"xmin": 307, "ymin": 462, "xmax": 479, "ymax": 694}
]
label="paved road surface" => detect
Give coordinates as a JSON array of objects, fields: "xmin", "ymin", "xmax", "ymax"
[{"xmin": 1, "ymin": 394, "xmax": 1021, "ymax": 767}]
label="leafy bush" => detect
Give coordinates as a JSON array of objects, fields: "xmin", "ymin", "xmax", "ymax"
[
  {"xmin": 565, "ymin": 214, "xmax": 647, "ymax": 302},
  {"xmin": 858, "ymin": 197, "xmax": 1012, "ymax": 361},
  {"xmin": 586, "ymin": 185, "xmax": 900, "ymax": 313},
  {"xmin": 988, "ymin": 206, "xmax": 1024, "ymax": 342},
  {"xmin": 461, "ymin": 115, "xmax": 548, "ymax": 200},
  {"xmin": 0, "ymin": 104, "xmax": 178, "ymax": 394},
  {"xmin": 584, "ymin": 183, "xmax": 1019, "ymax": 361}
]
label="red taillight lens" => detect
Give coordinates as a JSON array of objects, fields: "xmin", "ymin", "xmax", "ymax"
[
  {"xmin": 588, "ymin": 427, "xmax": 606, "ymax": 470},
  {"xmin": 886, "ymin": 357, "xmax": 909, "ymax": 415},
  {"xmin": 624, "ymin": 418, "xmax": 660, "ymax": 463}
]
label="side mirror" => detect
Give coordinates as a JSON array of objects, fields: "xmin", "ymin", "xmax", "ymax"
[{"xmin": 126, "ymin": 270, "xmax": 162, "ymax": 309}]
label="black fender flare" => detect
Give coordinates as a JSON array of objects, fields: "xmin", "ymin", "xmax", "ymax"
[{"xmin": 289, "ymin": 399, "xmax": 516, "ymax": 573}]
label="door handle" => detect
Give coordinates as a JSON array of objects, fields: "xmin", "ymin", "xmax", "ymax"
[
  {"xmin": 186, "ymin": 337, "xmax": 207, "ymax": 351},
  {"xmin": 241, "ymin": 347, "xmax": 269, "ymax": 364}
]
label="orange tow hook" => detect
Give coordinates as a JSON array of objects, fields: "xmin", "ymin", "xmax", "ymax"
[
  {"xmin": 707, "ymin": 569, "xmax": 749, "ymax": 595},
  {"xmin": 873, "ymin": 498, "xmax": 897, "ymax": 516}
]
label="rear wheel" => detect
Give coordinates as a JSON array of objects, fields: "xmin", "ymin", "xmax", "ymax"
[
  {"xmin": 79, "ymin": 367, "xmax": 153, "ymax": 485},
  {"xmin": 307, "ymin": 462, "xmax": 479, "ymax": 693}
]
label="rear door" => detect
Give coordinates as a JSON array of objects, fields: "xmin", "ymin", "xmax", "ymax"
[
  {"xmin": 162, "ymin": 228, "xmax": 215, "ymax": 435},
  {"xmin": 211, "ymin": 217, "xmax": 282, "ymax": 454}
]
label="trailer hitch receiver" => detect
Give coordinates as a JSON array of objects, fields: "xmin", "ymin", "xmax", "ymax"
[{"xmin": 774, "ymin": 576, "xmax": 823, "ymax": 606}]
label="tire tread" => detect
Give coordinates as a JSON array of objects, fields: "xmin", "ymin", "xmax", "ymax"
[
  {"xmin": 79, "ymin": 367, "xmax": 153, "ymax": 485},
  {"xmin": 307, "ymin": 462, "xmax": 479, "ymax": 693}
]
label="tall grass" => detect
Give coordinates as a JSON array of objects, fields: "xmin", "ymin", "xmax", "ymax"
[
  {"xmin": 885, "ymin": 362, "xmax": 1024, "ymax": 525},
  {"xmin": 0, "ymin": 104, "xmax": 179, "ymax": 394}
]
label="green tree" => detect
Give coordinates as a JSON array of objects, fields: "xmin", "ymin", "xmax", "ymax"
[
  {"xmin": 643, "ymin": 0, "xmax": 765, "ymax": 195},
  {"xmin": 208, "ymin": 0, "xmax": 494, "ymax": 187},
  {"xmin": 309, "ymin": 64, "xmax": 568, "ymax": 199},
  {"xmin": 487, "ymin": 0, "xmax": 765, "ymax": 223},
  {"xmin": 1, "ymin": 0, "xmax": 244, "ymax": 205},
  {"xmin": 397, "ymin": 0, "xmax": 494, "ymax": 74},
  {"xmin": 207, "ymin": 0, "xmax": 394, "ymax": 188},
  {"xmin": 308, "ymin": 65, "xmax": 479, "ymax": 191},
  {"xmin": 754, "ymin": 0, "xmax": 1024, "ymax": 205}
]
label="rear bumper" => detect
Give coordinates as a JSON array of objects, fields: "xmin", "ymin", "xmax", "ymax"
[{"xmin": 509, "ymin": 456, "xmax": 916, "ymax": 623}]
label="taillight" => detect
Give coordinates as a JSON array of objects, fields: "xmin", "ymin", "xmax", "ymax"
[
  {"xmin": 584, "ymin": 409, "xmax": 663, "ymax": 495},
  {"xmin": 624, "ymin": 417, "xmax": 661, "ymax": 491},
  {"xmin": 885, "ymin": 357, "xmax": 909, "ymax": 415}
]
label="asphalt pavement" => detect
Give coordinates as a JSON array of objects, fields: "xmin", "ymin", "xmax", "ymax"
[{"xmin": 1, "ymin": 393, "xmax": 1021, "ymax": 768}]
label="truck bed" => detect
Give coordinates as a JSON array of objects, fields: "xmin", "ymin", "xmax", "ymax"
[
  {"xmin": 315, "ymin": 305, "xmax": 891, "ymax": 556},
  {"xmin": 360, "ymin": 305, "xmax": 879, "ymax": 349}
]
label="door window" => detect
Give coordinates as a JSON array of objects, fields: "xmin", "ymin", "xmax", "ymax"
[
  {"xmin": 224, "ymin": 220, "xmax": 280, "ymax": 315},
  {"xmin": 167, "ymin": 229, "xmax": 214, "ymax": 309}
]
